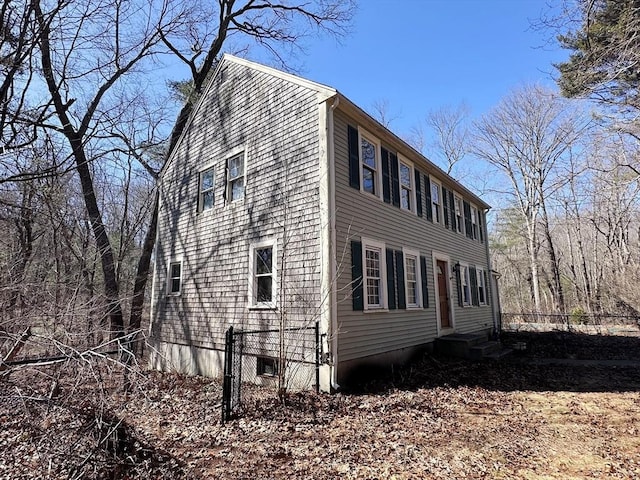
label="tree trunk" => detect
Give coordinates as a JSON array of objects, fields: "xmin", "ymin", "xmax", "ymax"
[{"xmin": 127, "ymin": 189, "xmax": 159, "ymax": 356}]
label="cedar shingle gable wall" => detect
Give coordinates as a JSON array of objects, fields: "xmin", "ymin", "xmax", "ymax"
[{"xmin": 150, "ymin": 59, "xmax": 323, "ymax": 352}]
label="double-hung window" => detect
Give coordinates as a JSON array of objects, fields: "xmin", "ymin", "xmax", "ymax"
[
  {"xmin": 360, "ymin": 132, "xmax": 379, "ymax": 196},
  {"xmin": 399, "ymin": 159, "xmax": 413, "ymax": 212},
  {"xmin": 249, "ymin": 240, "xmax": 277, "ymax": 308},
  {"xmin": 362, "ymin": 238, "xmax": 386, "ymax": 310},
  {"xmin": 477, "ymin": 267, "xmax": 487, "ymax": 305},
  {"xmin": 471, "ymin": 206, "xmax": 479, "ymax": 240},
  {"xmin": 431, "ymin": 181, "xmax": 441, "ymax": 223},
  {"xmin": 404, "ymin": 248, "xmax": 421, "ymax": 308},
  {"xmin": 198, "ymin": 167, "xmax": 215, "ymax": 212},
  {"xmin": 227, "ymin": 152, "xmax": 245, "ymax": 202},
  {"xmin": 461, "ymin": 264, "xmax": 470, "ymax": 306},
  {"xmin": 168, "ymin": 261, "xmax": 182, "ymax": 295},
  {"xmin": 454, "ymin": 196, "xmax": 463, "ymax": 233}
]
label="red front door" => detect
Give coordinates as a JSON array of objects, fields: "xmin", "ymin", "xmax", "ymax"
[{"xmin": 436, "ymin": 260, "xmax": 451, "ymax": 329}]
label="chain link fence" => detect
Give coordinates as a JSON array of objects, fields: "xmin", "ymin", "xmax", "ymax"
[
  {"xmin": 222, "ymin": 323, "xmax": 319, "ymax": 423},
  {"xmin": 502, "ymin": 312, "xmax": 640, "ymax": 333}
]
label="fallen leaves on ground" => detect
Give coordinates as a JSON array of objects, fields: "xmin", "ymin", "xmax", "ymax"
[{"xmin": 1, "ymin": 331, "xmax": 640, "ymax": 479}]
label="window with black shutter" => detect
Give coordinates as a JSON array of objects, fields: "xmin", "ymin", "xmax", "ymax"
[{"xmin": 351, "ymin": 240, "xmax": 364, "ymax": 311}]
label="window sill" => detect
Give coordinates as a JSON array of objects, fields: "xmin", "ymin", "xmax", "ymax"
[
  {"xmin": 248, "ymin": 304, "xmax": 277, "ymax": 311},
  {"xmin": 227, "ymin": 197, "xmax": 245, "ymax": 208},
  {"xmin": 363, "ymin": 308, "xmax": 389, "ymax": 313}
]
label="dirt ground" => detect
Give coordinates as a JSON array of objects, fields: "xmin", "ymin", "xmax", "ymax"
[{"xmin": 1, "ymin": 330, "xmax": 640, "ymax": 479}]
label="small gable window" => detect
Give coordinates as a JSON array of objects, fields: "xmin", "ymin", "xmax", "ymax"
[
  {"xmin": 227, "ymin": 152, "xmax": 245, "ymax": 202},
  {"xmin": 168, "ymin": 261, "xmax": 182, "ymax": 295},
  {"xmin": 198, "ymin": 167, "xmax": 215, "ymax": 212}
]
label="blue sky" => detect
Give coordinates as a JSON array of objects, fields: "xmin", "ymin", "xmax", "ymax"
[{"xmin": 300, "ymin": 0, "xmax": 568, "ymax": 137}]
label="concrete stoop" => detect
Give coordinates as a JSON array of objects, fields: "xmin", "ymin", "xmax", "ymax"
[{"xmin": 435, "ymin": 333, "xmax": 512, "ymax": 361}]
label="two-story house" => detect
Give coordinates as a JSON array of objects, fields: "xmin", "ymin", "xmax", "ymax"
[{"xmin": 149, "ymin": 54, "xmax": 497, "ymax": 392}]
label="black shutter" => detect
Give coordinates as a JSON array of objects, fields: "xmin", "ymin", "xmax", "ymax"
[
  {"xmin": 420, "ymin": 256, "xmax": 429, "ymax": 308},
  {"xmin": 351, "ymin": 240, "xmax": 364, "ymax": 311},
  {"xmin": 395, "ymin": 250, "xmax": 406, "ymax": 309},
  {"xmin": 415, "ymin": 170, "xmax": 423, "ymax": 217},
  {"xmin": 470, "ymin": 266, "xmax": 479, "ymax": 306},
  {"xmin": 463, "ymin": 201, "xmax": 472, "ymax": 239},
  {"xmin": 479, "ymin": 210, "xmax": 485, "ymax": 243},
  {"xmin": 424, "ymin": 174, "xmax": 433, "ymax": 222},
  {"xmin": 455, "ymin": 264, "xmax": 463, "ymax": 307},
  {"xmin": 381, "ymin": 148, "xmax": 391, "ymax": 204},
  {"xmin": 442, "ymin": 187, "xmax": 450, "ymax": 229},
  {"xmin": 348, "ymin": 125, "xmax": 360, "ymax": 190},
  {"xmin": 390, "ymin": 152, "xmax": 400, "ymax": 207},
  {"xmin": 386, "ymin": 248, "xmax": 396, "ymax": 310},
  {"xmin": 449, "ymin": 191, "xmax": 456, "ymax": 230}
]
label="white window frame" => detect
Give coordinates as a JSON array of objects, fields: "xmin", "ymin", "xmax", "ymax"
[
  {"xmin": 477, "ymin": 267, "xmax": 487, "ymax": 305},
  {"xmin": 362, "ymin": 237, "xmax": 387, "ymax": 311},
  {"xmin": 454, "ymin": 195, "xmax": 463, "ymax": 233},
  {"xmin": 398, "ymin": 155, "xmax": 415, "ymax": 213},
  {"xmin": 403, "ymin": 247, "xmax": 421, "ymax": 308},
  {"xmin": 248, "ymin": 239, "xmax": 277, "ymax": 309},
  {"xmin": 460, "ymin": 262, "xmax": 471, "ymax": 307},
  {"xmin": 167, "ymin": 260, "xmax": 182, "ymax": 296},
  {"xmin": 431, "ymin": 178, "xmax": 442, "ymax": 224},
  {"xmin": 471, "ymin": 204, "xmax": 479, "ymax": 240},
  {"xmin": 358, "ymin": 128, "xmax": 382, "ymax": 199},
  {"xmin": 226, "ymin": 147, "xmax": 246, "ymax": 203},
  {"xmin": 198, "ymin": 164, "xmax": 215, "ymax": 213}
]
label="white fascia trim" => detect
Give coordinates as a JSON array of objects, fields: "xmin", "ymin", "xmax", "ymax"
[{"xmin": 221, "ymin": 54, "xmax": 337, "ymax": 98}]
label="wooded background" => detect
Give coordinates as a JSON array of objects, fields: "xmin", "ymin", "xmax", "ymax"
[{"xmin": 2, "ymin": 0, "xmax": 639, "ymax": 363}]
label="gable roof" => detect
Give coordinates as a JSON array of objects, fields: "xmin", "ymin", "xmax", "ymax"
[{"xmin": 162, "ymin": 54, "xmax": 489, "ymax": 210}]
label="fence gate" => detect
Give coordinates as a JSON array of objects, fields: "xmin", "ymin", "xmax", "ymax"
[
  {"xmin": 221, "ymin": 326, "xmax": 242, "ymax": 423},
  {"xmin": 221, "ymin": 323, "xmax": 319, "ymax": 423}
]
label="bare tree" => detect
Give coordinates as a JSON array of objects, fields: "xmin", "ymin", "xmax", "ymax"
[
  {"xmin": 474, "ymin": 85, "xmax": 590, "ymax": 313},
  {"xmin": 2, "ymin": 0, "xmax": 354, "ymax": 356},
  {"xmin": 369, "ymin": 98, "xmax": 401, "ymax": 129}
]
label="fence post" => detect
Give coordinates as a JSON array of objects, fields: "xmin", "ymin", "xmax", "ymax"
[
  {"xmin": 222, "ymin": 326, "xmax": 234, "ymax": 424},
  {"xmin": 315, "ymin": 321, "xmax": 320, "ymax": 394}
]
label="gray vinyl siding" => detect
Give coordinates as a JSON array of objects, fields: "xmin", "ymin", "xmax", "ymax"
[
  {"xmin": 333, "ymin": 109, "xmax": 493, "ymax": 362},
  {"xmin": 151, "ymin": 59, "xmax": 322, "ymax": 353}
]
